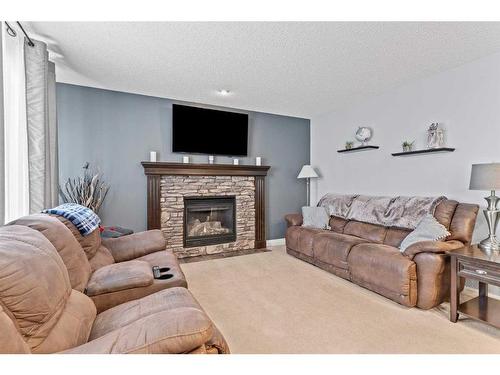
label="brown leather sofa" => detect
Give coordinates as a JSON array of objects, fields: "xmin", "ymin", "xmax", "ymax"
[
  {"xmin": 285, "ymin": 199, "xmax": 478, "ymax": 309},
  {"xmin": 0, "ymin": 224, "xmax": 229, "ymax": 354},
  {"xmin": 9, "ymin": 214, "xmax": 187, "ymax": 313}
]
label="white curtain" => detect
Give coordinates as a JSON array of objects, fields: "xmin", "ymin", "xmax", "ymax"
[
  {"xmin": 1, "ymin": 23, "xmax": 58, "ymax": 224},
  {"xmin": 2, "ymin": 24, "xmax": 29, "ymax": 223},
  {"xmin": 25, "ymin": 39, "xmax": 59, "ymax": 212}
]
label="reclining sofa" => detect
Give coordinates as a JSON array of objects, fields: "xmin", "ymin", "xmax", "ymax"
[
  {"xmin": 0, "ymin": 216, "xmax": 229, "ymax": 354},
  {"xmin": 285, "ymin": 198, "xmax": 478, "ymax": 309}
]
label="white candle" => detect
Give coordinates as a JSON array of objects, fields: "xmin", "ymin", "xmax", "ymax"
[
  {"xmin": 208, "ymin": 155, "xmax": 214, "ymax": 164},
  {"xmin": 233, "ymin": 158, "xmax": 239, "ymax": 165},
  {"xmin": 255, "ymin": 157, "xmax": 262, "ymax": 166},
  {"xmin": 182, "ymin": 156, "xmax": 189, "ymax": 164},
  {"xmin": 149, "ymin": 151, "xmax": 157, "ymax": 162}
]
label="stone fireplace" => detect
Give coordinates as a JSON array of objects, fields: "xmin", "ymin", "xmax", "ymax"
[{"xmin": 142, "ymin": 162, "xmax": 269, "ymax": 259}]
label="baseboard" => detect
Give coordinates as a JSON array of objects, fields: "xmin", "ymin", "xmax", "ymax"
[{"xmin": 266, "ymin": 238, "xmax": 285, "ymax": 247}]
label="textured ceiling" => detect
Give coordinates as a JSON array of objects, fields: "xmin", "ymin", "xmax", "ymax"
[{"xmin": 26, "ymin": 22, "xmax": 500, "ymax": 118}]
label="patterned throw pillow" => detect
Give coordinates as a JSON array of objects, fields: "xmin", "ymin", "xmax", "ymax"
[
  {"xmin": 302, "ymin": 206, "xmax": 330, "ymax": 230},
  {"xmin": 399, "ymin": 214, "xmax": 450, "ymax": 252}
]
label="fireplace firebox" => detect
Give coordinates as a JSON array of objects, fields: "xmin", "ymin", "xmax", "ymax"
[{"xmin": 183, "ymin": 196, "xmax": 236, "ymax": 248}]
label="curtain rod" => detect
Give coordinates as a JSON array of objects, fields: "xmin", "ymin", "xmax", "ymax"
[{"xmin": 4, "ymin": 21, "xmax": 35, "ymax": 47}]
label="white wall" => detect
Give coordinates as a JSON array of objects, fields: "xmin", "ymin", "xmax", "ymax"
[{"xmin": 311, "ymin": 52, "xmax": 500, "ymax": 243}]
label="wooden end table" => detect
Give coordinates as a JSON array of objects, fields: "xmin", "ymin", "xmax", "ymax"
[{"xmin": 449, "ymin": 245, "xmax": 500, "ymax": 328}]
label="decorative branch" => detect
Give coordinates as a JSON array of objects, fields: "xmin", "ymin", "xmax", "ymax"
[{"xmin": 59, "ymin": 163, "xmax": 110, "ymax": 213}]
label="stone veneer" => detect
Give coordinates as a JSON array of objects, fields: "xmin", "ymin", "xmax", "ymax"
[{"xmin": 160, "ymin": 175, "xmax": 255, "ymax": 258}]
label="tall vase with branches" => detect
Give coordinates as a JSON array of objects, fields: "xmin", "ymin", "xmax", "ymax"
[{"xmin": 59, "ymin": 162, "xmax": 110, "ymax": 214}]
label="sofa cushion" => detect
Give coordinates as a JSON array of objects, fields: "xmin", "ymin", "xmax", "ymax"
[
  {"xmin": 89, "ymin": 245, "xmax": 115, "ymax": 272},
  {"xmin": 384, "ymin": 227, "xmax": 411, "ymax": 247},
  {"xmin": 90, "ymin": 287, "xmax": 201, "ymax": 339},
  {"xmin": 434, "ymin": 199, "xmax": 458, "ymax": 229},
  {"xmin": 0, "ymin": 225, "xmax": 96, "ymax": 353},
  {"xmin": 8, "ymin": 214, "xmax": 92, "ymax": 292},
  {"xmin": 285, "ymin": 226, "xmax": 324, "ymax": 257},
  {"xmin": 54, "ymin": 215, "xmax": 102, "ymax": 260},
  {"xmin": 343, "ymin": 221, "xmax": 387, "ymax": 243},
  {"xmin": 329, "ymin": 216, "xmax": 349, "ymax": 233},
  {"xmin": 86, "ymin": 260, "xmax": 154, "ymax": 297},
  {"xmin": 64, "ymin": 307, "xmax": 213, "ymax": 354},
  {"xmin": 101, "ymin": 230, "xmax": 167, "ymax": 263},
  {"xmin": 348, "ymin": 243, "xmax": 417, "ymax": 307},
  {"xmin": 312, "ymin": 232, "xmax": 368, "ymax": 270}
]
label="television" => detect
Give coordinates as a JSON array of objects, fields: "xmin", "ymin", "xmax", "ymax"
[{"xmin": 172, "ymin": 104, "xmax": 248, "ymax": 156}]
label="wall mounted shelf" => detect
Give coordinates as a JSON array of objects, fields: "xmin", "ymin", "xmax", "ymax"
[
  {"xmin": 337, "ymin": 145, "xmax": 380, "ymax": 153},
  {"xmin": 391, "ymin": 147, "xmax": 455, "ymax": 157}
]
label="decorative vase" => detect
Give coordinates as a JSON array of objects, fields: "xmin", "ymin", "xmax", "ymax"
[{"xmin": 427, "ymin": 123, "xmax": 445, "ymax": 149}]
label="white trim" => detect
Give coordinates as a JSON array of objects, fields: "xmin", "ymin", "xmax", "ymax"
[{"xmin": 266, "ymin": 238, "xmax": 285, "ymax": 247}]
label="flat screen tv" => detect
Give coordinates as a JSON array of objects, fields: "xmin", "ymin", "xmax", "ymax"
[{"xmin": 172, "ymin": 104, "xmax": 248, "ymax": 156}]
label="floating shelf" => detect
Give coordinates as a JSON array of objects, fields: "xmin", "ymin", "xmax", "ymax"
[
  {"xmin": 391, "ymin": 147, "xmax": 455, "ymax": 157},
  {"xmin": 337, "ymin": 145, "xmax": 380, "ymax": 153}
]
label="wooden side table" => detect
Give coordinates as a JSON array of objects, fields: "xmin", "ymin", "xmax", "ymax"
[{"xmin": 449, "ymin": 245, "xmax": 500, "ymax": 328}]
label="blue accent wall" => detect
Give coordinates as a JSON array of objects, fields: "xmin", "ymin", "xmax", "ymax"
[{"xmin": 56, "ymin": 83, "xmax": 310, "ymax": 239}]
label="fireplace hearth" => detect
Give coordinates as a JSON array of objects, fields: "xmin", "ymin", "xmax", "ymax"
[{"xmin": 183, "ymin": 196, "xmax": 236, "ymax": 248}]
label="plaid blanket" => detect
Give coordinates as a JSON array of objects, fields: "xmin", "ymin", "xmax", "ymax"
[{"xmin": 43, "ymin": 203, "xmax": 101, "ymax": 236}]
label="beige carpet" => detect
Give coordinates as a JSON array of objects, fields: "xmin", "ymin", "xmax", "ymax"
[{"xmin": 181, "ymin": 246, "xmax": 500, "ymax": 354}]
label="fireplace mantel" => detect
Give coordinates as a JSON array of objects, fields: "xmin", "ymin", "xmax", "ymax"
[
  {"xmin": 141, "ymin": 162, "xmax": 270, "ymax": 176},
  {"xmin": 141, "ymin": 162, "xmax": 270, "ymax": 250}
]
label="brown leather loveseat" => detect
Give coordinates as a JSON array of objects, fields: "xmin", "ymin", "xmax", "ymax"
[
  {"xmin": 0, "ymin": 224, "xmax": 229, "ymax": 354},
  {"xmin": 9, "ymin": 214, "xmax": 186, "ymax": 313},
  {"xmin": 285, "ymin": 199, "xmax": 478, "ymax": 309}
]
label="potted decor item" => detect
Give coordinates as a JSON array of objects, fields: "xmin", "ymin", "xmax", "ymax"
[
  {"xmin": 402, "ymin": 140, "xmax": 415, "ymax": 152},
  {"xmin": 59, "ymin": 162, "xmax": 110, "ymax": 214},
  {"xmin": 345, "ymin": 141, "xmax": 354, "ymax": 150}
]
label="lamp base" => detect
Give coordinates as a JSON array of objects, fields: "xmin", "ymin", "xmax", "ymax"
[{"xmin": 478, "ymin": 236, "xmax": 500, "ymax": 252}]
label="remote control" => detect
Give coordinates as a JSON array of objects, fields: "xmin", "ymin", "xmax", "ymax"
[{"xmin": 152, "ymin": 266, "xmax": 161, "ymax": 279}]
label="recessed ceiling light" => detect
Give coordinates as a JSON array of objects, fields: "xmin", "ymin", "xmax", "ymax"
[{"xmin": 217, "ymin": 89, "xmax": 231, "ymax": 96}]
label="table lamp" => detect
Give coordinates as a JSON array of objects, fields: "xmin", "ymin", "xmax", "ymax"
[
  {"xmin": 298, "ymin": 165, "xmax": 319, "ymax": 206},
  {"xmin": 469, "ymin": 163, "xmax": 500, "ymax": 252}
]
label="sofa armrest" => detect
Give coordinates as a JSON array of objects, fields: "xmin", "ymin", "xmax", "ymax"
[
  {"xmin": 102, "ymin": 230, "xmax": 166, "ymax": 263},
  {"xmin": 285, "ymin": 213, "xmax": 303, "ymax": 227},
  {"xmin": 61, "ymin": 308, "xmax": 214, "ymax": 354},
  {"xmin": 86, "ymin": 260, "xmax": 154, "ymax": 296},
  {"xmin": 403, "ymin": 240, "xmax": 464, "ymax": 260}
]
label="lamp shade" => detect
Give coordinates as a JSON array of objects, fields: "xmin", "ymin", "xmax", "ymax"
[
  {"xmin": 469, "ymin": 163, "xmax": 500, "ymax": 190},
  {"xmin": 297, "ymin": 165, "xmax": 319, "ymax": 179}
]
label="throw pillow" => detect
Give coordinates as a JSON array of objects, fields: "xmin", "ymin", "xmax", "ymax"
[
  {"xmin": 399, "ymin": 214, "xmax": 450, "ymax": 252},
  {"xmin": 302, "ymin": 206, "xmax": 330, "ymax": 230}
]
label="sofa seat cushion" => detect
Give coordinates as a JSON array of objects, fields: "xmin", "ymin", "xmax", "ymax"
[
  {"xmin": 312, "ymin": 232, "xmax": 368, "ymax": 270},
  {"xmin": 348, "ymin": 243, "xmax": 417, "ymax": 307},
  {"xmin": 64, "ymin": 307, "xmax": 214, "ymax": 354},
  {"xmin": 90, "ymin": 287, "xmax": 201, "ymax": 340},
  {"xmin": 285, "ymin": 226, "xmax": 324, "ymax": 256},
  {"xmin": 86, "ymin": 260, "xmax": 154, "ymax": 297}
]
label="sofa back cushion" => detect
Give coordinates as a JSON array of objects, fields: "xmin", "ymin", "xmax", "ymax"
[
  {"xmin": 329, "ymin": 216, "xmax": 348, "ymax": 233},
  {"xmin": 54, "ymin": 215, "xmax": 102, "ymax": 260},
  {"xmin": 9, "ymin": 214, "xmax": 92, "ymax": 292},
  {"xmin": 384, "ymin": 227, "xmax": 411, "ymax": 247},
  {"xmin": 343, "ymin": 221, "xmax": 387, "ymax": 243},
  {"xmin": 0, "ymin": 225, "xmax": 96, "ymax": 353},
  {"xmin": 448, "ymin": 203, "xmax": 479, "ymax": 245}
]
